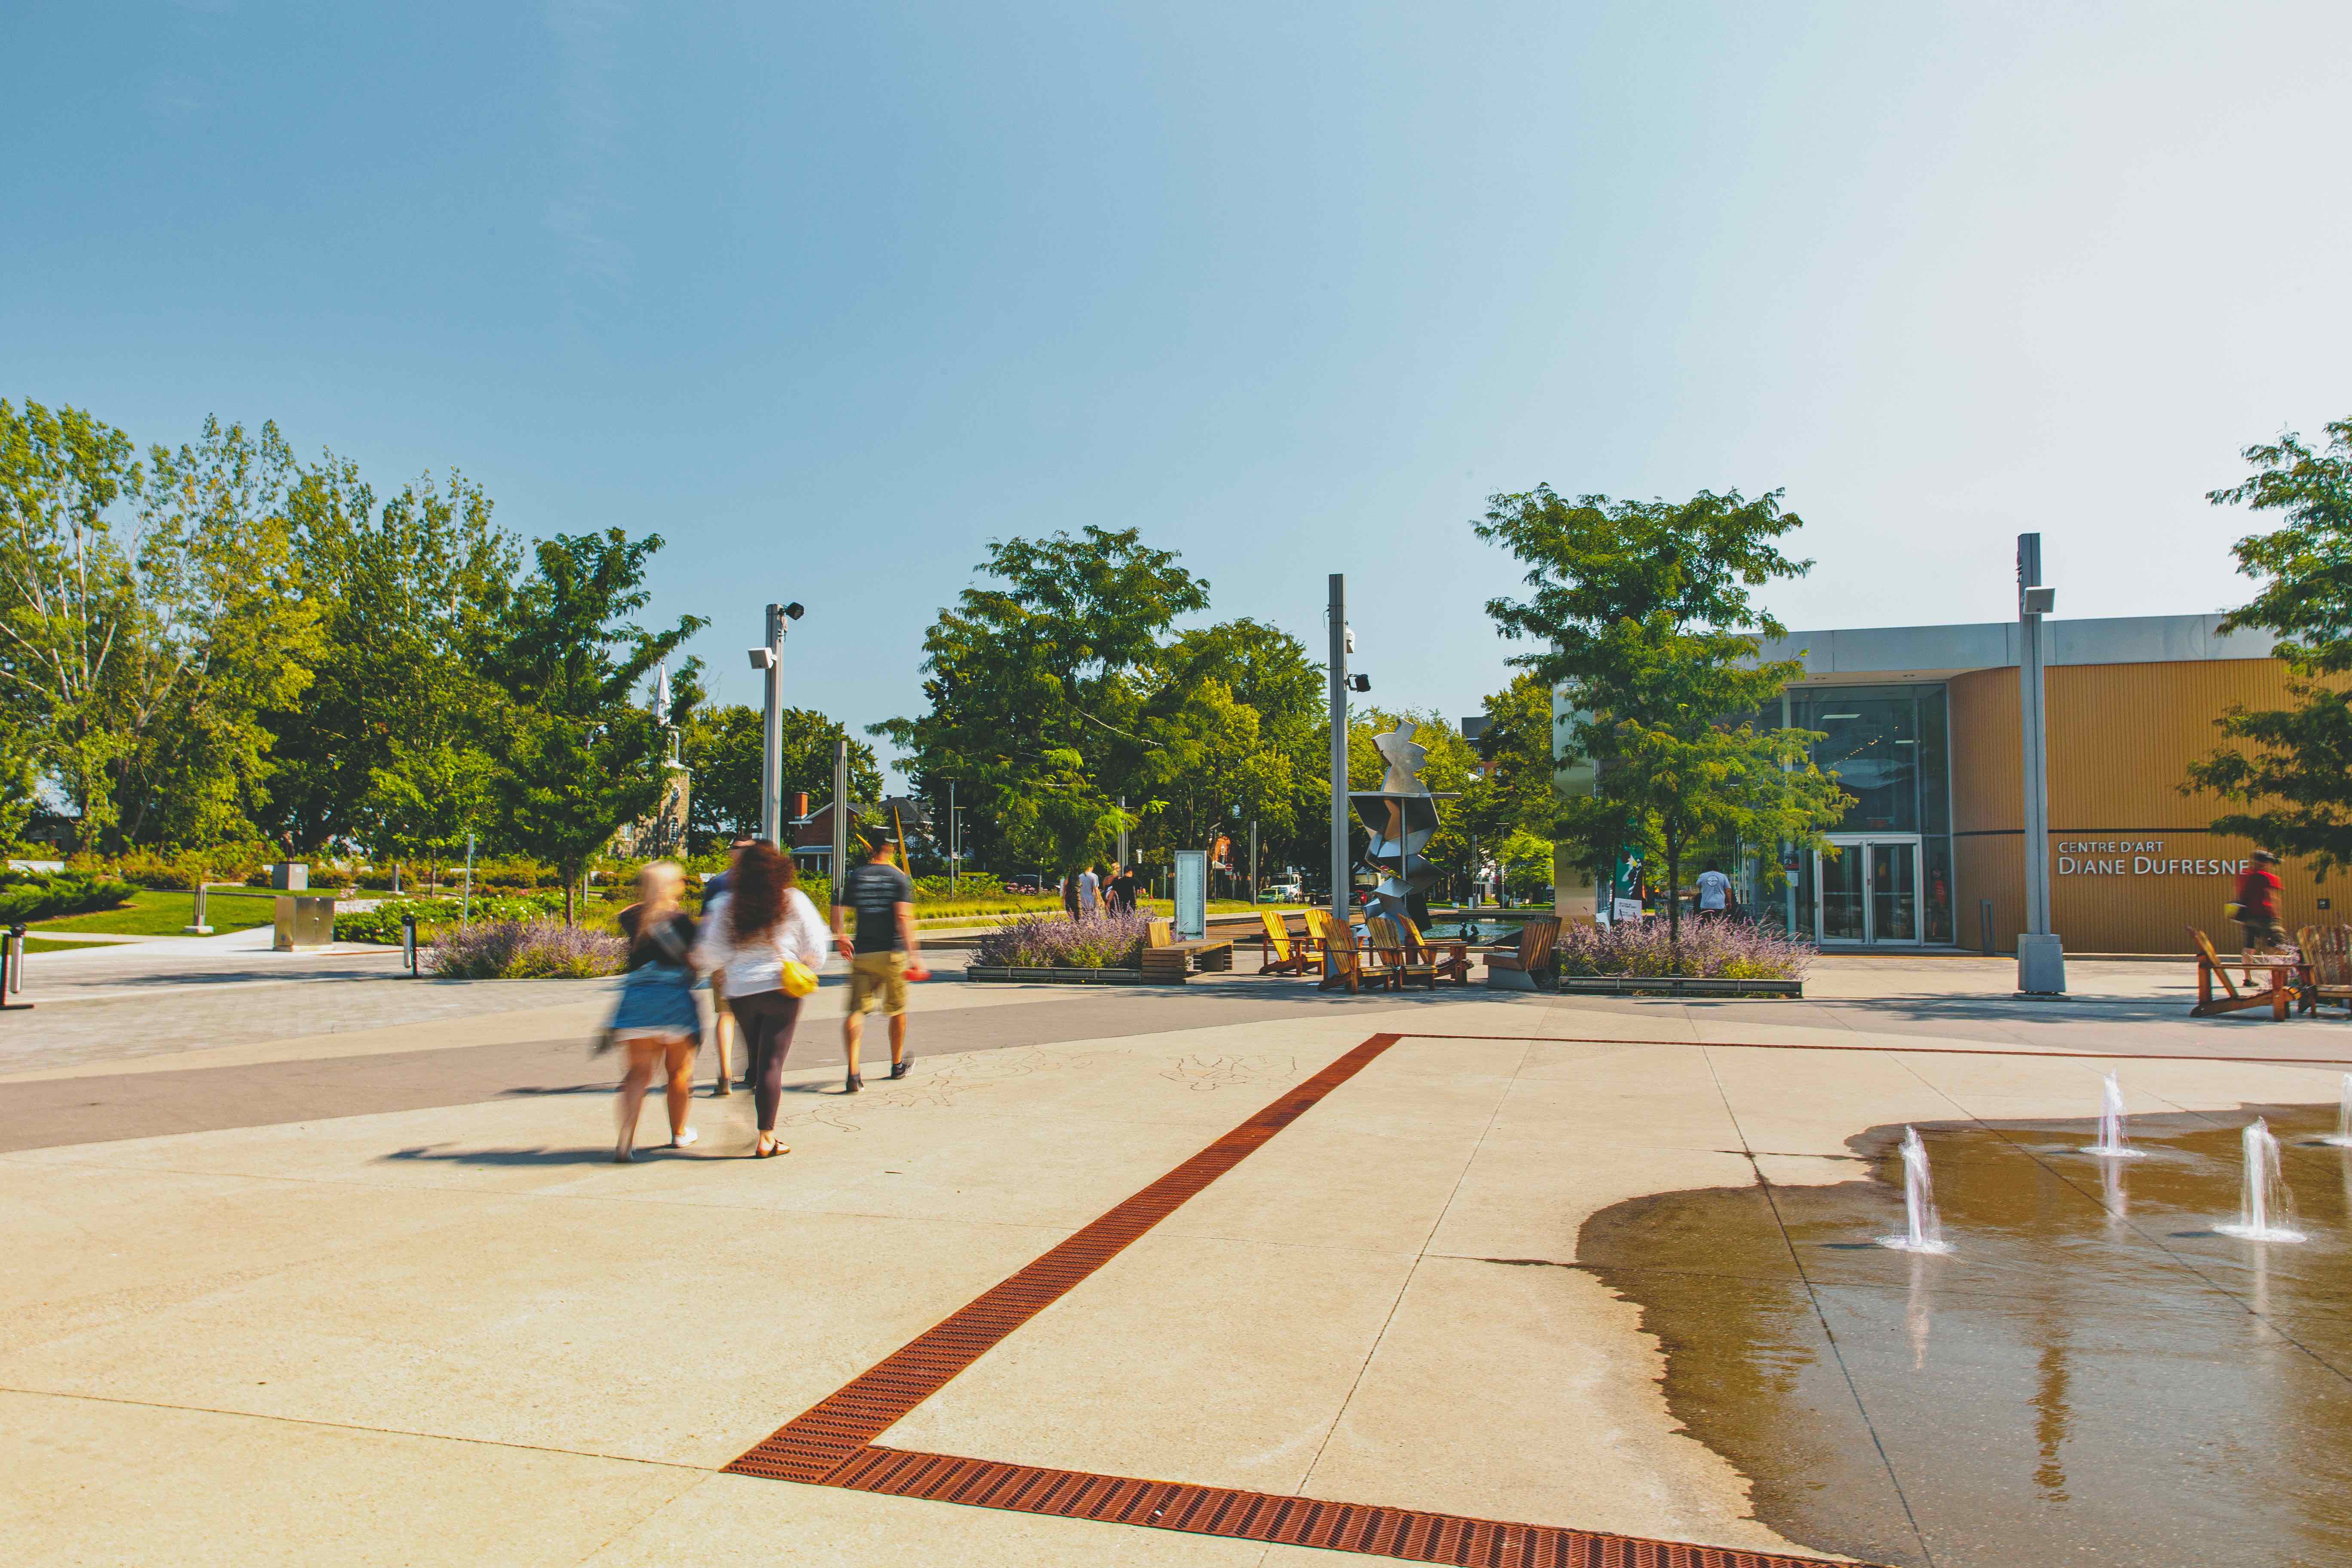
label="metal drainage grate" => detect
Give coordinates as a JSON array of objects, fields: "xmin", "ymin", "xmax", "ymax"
[
  {"xmin": 829, "ymin": 1446, "xmax": 1849, "ymax": 1568},
  {"xmin": 727, "ymin": 1032, "xmax": 1408, "ymax": 1483},
  {"xmin": 725, "ymin": 1029, "xmax": 1868, "ymax": 1568}
]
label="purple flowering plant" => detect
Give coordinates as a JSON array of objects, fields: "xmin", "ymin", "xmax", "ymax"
[{"xmin": 974, "ymin": 910, "xmax": 1152, "ymax": 970}]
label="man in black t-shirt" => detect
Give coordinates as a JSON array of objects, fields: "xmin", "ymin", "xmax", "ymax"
[
  {"xmin": 831, "ymin": 842, "xmax": 923, "ymax": 1090},
  {"xmin": 1105, "ymin": 862, "xmax": 1140, "ymax": 916}
]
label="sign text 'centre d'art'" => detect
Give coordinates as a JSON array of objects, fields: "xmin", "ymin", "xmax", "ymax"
[{"xmin": 2054, "ymin": 839, "xmax": 2248, "ymax": 878}]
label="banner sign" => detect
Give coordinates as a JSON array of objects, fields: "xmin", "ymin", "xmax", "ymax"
[{"xmin": 1173, "ymin": 850, "xmax": 1208, "ymax": 940}]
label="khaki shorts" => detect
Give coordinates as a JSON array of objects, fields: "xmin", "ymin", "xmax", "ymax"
[{"xmin": 848, "ymin": 951, "xmax": 909, "ymax": 1016}]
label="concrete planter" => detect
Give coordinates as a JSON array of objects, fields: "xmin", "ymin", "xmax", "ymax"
[
  {"xmin": 964, "ymin": 965, "xmax": 1160, "ymax": 986},
  {"xmin": 1555, "ymin": 974, "xmax": 1803, "ymax": 998}
]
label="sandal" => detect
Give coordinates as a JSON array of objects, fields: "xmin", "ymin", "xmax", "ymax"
[{"xmin": 754, "ymin": 1135, "xmax": 790, "ymax": 1158}]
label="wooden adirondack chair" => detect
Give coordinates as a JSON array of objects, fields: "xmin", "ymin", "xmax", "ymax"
[
  {"xmin": 1366, "ymin": 915, "xmax": 1438, "ymax": 990},
  {"xmin": 2188, "ymin": 926, "xmax": 2288, "ymax": 1020},
  {"xmin": 1485, "ymin": 916, "xmax": 1562, "ymax": 991},
  {"xmin": 1298, "ymin": 906, "xmax": 1334, "ymax": 962},
  {"xmin": 2296, "ymin": 925, "xmax": 2352, "ymax": 1015},
  {"xmin": 1400, "ymin": 916, "xmax": 1472, "ymax": 986},
  {"xmin": 1257, "ymin": 910, "xmax": 1310, "ymax": 976},
  {"xmin": 1318, "ymin": 917, "xmax": 1376, "ymax": 993}
]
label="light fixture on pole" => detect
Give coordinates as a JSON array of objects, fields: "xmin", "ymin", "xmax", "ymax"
[
  {"xmin": 2015, "ymin": 536, "xmax": 2065, "ymax": 994},
  {"xmin": 750, "ymin": 601, "xmax": 805, "ymax": 846}
]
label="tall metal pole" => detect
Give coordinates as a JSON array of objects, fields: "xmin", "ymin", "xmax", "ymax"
[
  {"xmin": 760, "ymin": 603, "xmax": 785, "ymax": 846},
  {"xmin": 830, "ymin": 736, "xmax": 850, "ymax": 888},
  {"xmin": 1249, "ymin": 819, "xmax": 1259, "ymax": 904},
  {"xmin": 948, "ymin": 779, "xmax": 958, "ymax": 895},
  {"xmin": 1327, "ymin": 574, "xmax": 1350, "ymax": 913},
  {"xmin": 2016, "ymin": 534, "xmax": 2065, "ymax": 993}
]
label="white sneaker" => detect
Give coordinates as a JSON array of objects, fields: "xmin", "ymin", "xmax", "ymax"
[{"xmin": 671, "ymin": 1126, "xmax": 699, "ymax": 1148}]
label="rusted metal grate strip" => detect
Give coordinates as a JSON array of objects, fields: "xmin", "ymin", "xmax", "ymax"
[
  {"xmin": 727, "ymin": 1032, "xmax": 1407, "ymax": 1482},
  {"xmin": 829, "ymin": 1446, "xmax": 1852, "ymax": 1568},
  {"xmin": 724, "ymin": 1029, "xmax": 1875, "ymax": 1567}
]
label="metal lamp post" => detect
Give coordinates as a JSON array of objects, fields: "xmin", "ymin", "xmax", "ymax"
[
  {"xmin": 1327, "ymin": 575, "xmax": 1350, "ymax": 914},
  {"xmin": 2016, "ymin": 534, "xmax": 2066, "ymax": 994},
  {"xmin": 749, "ymin": 600, "xmax": 805, "ymax": 847}
]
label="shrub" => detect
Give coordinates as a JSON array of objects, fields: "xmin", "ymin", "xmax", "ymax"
[
  {"xmin": 427, "ymin": 919, "xmax": 626, "ymax": 979},
  {"xmin": 112, "ymin": 845, "xmax": 274, "ymax": 890},
  {"xmin": 0, "ymin": 868, "xmax": 136, "ymax": 924},
  {"xmin": 1553, "ymin": 917, "xmax": 1813, "ymax": 981},
  {"xmin": 973, "ymin": 910, "xmax": 1152, "ymax": 970},
  {"xmin": 334, "ymin": 893, "xmax": 564, "ymax": 944}
]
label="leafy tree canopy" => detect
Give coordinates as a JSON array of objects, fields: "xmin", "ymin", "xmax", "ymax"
[
  {"xmin": 682, "ymin": 702, "xmax": 881, "ymax": 851},
  {"xmin": 2187, "ymin": 417, "xmax": 2352, "ymax": 874}
]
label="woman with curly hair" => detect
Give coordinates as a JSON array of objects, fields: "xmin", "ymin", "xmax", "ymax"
[{"xmin": 693, "ymin": 841, "xmax": 828, "ymax": 1158}]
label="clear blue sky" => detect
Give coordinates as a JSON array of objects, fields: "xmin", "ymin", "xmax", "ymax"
[{"xmin": 7, "ymin": 3, "xmax": 2347, "ymax": 782}]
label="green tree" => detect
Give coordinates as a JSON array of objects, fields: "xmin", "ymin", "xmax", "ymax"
[
  {"xmin": 1142, "ymin": 619, "xmax": 1327, "ymax": 879},
  {"xmin": 876, "ymin": 526, "xmax": 1207, "ymax": 879},
  {"xmin": 1476, "ymin": 484, "xmax": 1849, "ymax": 939},
  {"xmin": 266, "ymin": 460, "xmax": 517, "ymax": 857},
  {"xmin": 2184, "ymin": 417, "xmax": 2352, "ymax": 871},
  {"xmin": 480, "ymin": 530, "xmax": 704, "ymax": 922},
  {"xmin": 681, "ymin": 702, "xmax": 882, "ymax": 851},
  {"xmin": 0, "ymin": 398, "xmax": 143, "ymax": 843},
  {"xmin": 112, "ymin": 418, "xmax": 325, "ymax": 848}
]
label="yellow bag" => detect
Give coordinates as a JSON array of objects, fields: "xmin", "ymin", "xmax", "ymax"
[{"xmin": 779, "ymin": 959, "xmax": 818, "ymax": 998}]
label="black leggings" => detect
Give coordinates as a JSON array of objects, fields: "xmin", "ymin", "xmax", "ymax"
[{"xmin": 729, "ymin": 989, "xmax": 802, "ymax": 1131}]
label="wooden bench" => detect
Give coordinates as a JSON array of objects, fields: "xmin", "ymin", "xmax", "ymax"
[
  {"xmin": 1485, "ymin": 916, "xmax": 1562, "ymax": 991},
  {"xmin": 2188, "ymin": 926, "xmax": 2290, "ymax": 1020},
  {"xmin": 1141, "ymin": 919, "xmax": 1234, "ymax": 983}
]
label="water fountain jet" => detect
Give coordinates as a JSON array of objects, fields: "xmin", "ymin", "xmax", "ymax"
[
  {"xmin": 2216, "ymin": 1118, "xmax": 2305, "ymax": 1242},
  {"xmin": 2086, "ymin": 1070, "xmax": 2143, "ymax": 1158},
  {"xmin": 1878, "ymin": 1126, "xmax": 1953, "ymax": 1254},
  {"xmin": 2322, "ymin": 1074, "xmax": 2352, "ymax": 1149}
]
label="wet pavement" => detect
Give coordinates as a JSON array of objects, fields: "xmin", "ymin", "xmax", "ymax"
[{"xmin": 1581, "ymin": 1099, "xmax": 2352, "ymax": 1568}]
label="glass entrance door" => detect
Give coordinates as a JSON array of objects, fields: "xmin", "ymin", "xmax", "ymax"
[{"xmin": 1814, "ymin": 837, "xmax": 1921, "ymax": 945}]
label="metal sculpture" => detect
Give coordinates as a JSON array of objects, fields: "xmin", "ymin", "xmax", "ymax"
[{"xmin": 1349, "ymin": 720, "xmax": 1456, "ymax": 922}]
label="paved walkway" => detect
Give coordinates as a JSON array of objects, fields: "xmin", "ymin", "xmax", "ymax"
[{"xmin": 6, "ymin": 961, "xmax": 2351, "ymax": 1565}]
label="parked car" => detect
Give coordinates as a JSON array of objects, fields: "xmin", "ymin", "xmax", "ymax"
[{"xmin": 1002, "ymin": 874, "xmax": 1043, "ymax": 895}]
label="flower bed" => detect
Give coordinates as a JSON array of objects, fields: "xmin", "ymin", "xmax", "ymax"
[
  {"xmin": 427, "ymin": 919, "xmax": 625, "ymax": 979},
  {"xmin": 971, "ymin": 911, "xmax": 1152, "ymax": 971},
  {"xmin": 1555, "ymin": 918, "xmax": 1813, "ymax": 981}
]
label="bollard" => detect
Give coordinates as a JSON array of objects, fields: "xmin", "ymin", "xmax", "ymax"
[
  {"xmin": 183, "ymin": 882, "xmax": 214, "ymax": 936},
  {"xmin": 1980, "ymin": 899, "xmax": 1995, "ymax": 957},
  {"xmin": 401, "ymin": 912, "xmax": 420, "ymax": 977},
  {"xmin": 1, "ymin": 924, "xmax": 31, "ymax": 1011}
]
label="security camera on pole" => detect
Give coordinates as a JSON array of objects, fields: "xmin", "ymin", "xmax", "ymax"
[
  {"xmin": 747, "ymin": 601, "xmax": 805, "ymax": 847},
  {"xmin": 2015, "ymin": 536, "xmax": 2065, "ymax": 995}
]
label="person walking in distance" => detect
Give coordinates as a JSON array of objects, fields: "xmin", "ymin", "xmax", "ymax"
[
  {"xmin": 608, "ymin": 861, "xmax": 705, "ymax": 1162},
  {"xmin": 698, "ymin": 836, "xmax": 756, "ymax": 1096},
  {"xmin": 2234, "ymin": 849, "xmax": 2286, "ymax": 965},
  {"xmin": 1105, "ymin": 861, "xmax": 1138, "ymax": 916},
  {"xmin": 1694, "ymin": 862, "xmax": 1732, "ymax": 926},
  {"xmin": 1077, "ymin": 862, "xmax": 1102, "ymax": 919},
  {"xmin": 833, "ymin": 840, "xmax": 924, "ymax": 1090},
  {"xmin": 694, "ymin": 842, "xmax": 827, "ymax": 1159},
  {"xmin": 1061, "ymin": 868, "xmax": 1080, "ymax": 921}
]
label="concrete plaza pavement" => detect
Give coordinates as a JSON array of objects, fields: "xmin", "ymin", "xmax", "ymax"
[{"xmin": 4, "ymin": 956, "xmax": 2349, "ymax": 1565}]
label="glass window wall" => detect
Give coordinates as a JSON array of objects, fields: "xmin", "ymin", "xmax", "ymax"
[{"xmin": 1781, "ymin": 684, "xmax": 1954, "ymax": 944}]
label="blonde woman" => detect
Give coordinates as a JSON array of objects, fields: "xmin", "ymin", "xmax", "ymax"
[
  {"xmin": 695, "ymin": 842, "xmax": 829, "ymax": 1158},
  {"xmin": 610, "ymin": 861, "xmax": 705, "ymax": 1162}
]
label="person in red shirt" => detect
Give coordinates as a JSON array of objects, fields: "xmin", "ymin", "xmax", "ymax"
[{"xmin": 2234, "ymin": 850, "xmax": 2284, "ymax": 961}]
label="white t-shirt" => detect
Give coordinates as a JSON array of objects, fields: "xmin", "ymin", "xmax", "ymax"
[
  {"xmin": 1695, "ymin": 870, "xmax": 1731, "ymax": 911},
  {"xmin": 1077, "ymin": 870, "xmax": 1100, "ymax": 913},
  {"xmin": 694, "ymin": 888, "xmax": 829, "ymax": 998}
]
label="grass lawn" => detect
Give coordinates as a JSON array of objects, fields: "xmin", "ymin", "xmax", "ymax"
[
  {"xmin": 33, "ymin": 889, "xmax": 278, "ymax": 937},
  {"xmin": 21, "ymin": 935, "xmax": 110, "ymax": 954}
]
